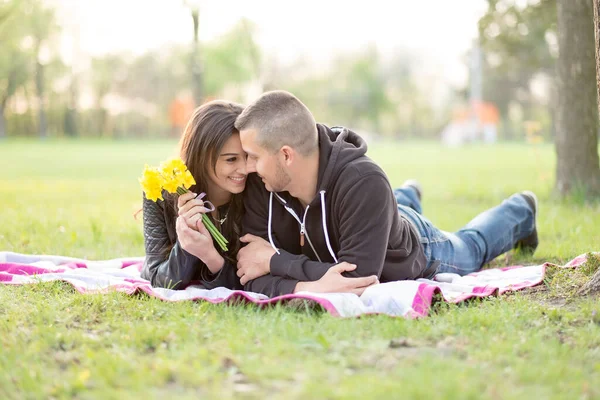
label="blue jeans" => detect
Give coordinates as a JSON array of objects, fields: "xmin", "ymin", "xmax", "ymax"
[{"xmin": 393, "ymin": 187, "xmax": 535, "ymax": 277}]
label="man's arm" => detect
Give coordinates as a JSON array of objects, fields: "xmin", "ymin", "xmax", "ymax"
[
  {"xmin": 241, "ymin": 173, "xmax": 393, "ymax": 296},
  {"xmin": 246, "ymin": 262, "xmax": 379, "ymax": 297},
  {"xmin": 268, "ymin": 174, "xmax": 395, "ymax": 282},
  {"xmin": 241, "ymin": 174, "xmax": 301, "ymax": 296}
]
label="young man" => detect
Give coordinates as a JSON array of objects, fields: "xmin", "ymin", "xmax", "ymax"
[{"xmin": 234, "ymin": 90, "xmax": 538, "ymax": 297}]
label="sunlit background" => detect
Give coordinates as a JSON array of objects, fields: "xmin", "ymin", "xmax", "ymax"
[{"xmin": 1, "ymin": 0, "xmax": 556, "ymax": 144}]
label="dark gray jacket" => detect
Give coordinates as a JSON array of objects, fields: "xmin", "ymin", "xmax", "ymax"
[{"xmin": 140, "ymin": 195, "xmax": 242, "ymax": 290}]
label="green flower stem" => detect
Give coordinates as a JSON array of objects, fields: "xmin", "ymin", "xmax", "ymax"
[
  {"xmin": 202, "ymin": 214, "xmax": 228, "ymax": 251},
  {"xmin": 176, "ymin": 187, "xmax": 228, "ymax": 251}
]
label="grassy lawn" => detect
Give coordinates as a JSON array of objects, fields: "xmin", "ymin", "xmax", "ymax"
[{"xmin": 0, "ymin": 139, "xmax": 599, "ymax": 399}]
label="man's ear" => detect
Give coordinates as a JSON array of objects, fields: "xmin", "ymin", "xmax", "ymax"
[{"xmin": 280, "ymin": 145, "xmax": 294, "ymax": 166}]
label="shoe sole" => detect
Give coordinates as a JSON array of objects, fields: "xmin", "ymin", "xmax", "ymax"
[
  {"xmin": 402, "ymin": 179, "xmax": 422, "ymax": 202},
  {"xmin": 516, "ymin": 191, "xmax": 538, "ymax": 253}
]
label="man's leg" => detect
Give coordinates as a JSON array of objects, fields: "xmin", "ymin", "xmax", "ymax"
[
  {"xmin": 398, "ymin": 192, "xmax": 538, "ymax": 277},
  {"xmin": 394, "ymin": 179, "xmax": 423, "ymax": 214},
  {"xmin": 434, "ymin": 192, "xmax": 537, "ymax": 275}
]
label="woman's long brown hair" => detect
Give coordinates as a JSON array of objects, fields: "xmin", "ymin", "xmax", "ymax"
[{"xmin": 165, "ymin": 100, "xmax": 245, "ymax": 263}]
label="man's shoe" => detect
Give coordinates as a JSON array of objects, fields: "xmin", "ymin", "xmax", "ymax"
[
  {"xmin": 402, "ymin": 179, "xmax": 422, "ymax": 202},
  {"xmin": 515, "ymin": 190, "xmax": 538, "ymax": 254}
]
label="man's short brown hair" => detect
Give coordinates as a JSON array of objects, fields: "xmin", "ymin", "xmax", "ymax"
[{"xmin": 235, "ymin": 90, "xmax": 318, "ymax": 156}]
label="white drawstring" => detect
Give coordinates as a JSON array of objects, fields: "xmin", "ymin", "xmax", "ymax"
[
  {"xmin": 268, "ymin": 192, "xmax": 280, "ymax": 254},
  {"xmin": 320, "ymin": 190, "xmax": 338, "ymax": 263},
  {"xmin": 267, "ymin": 190, "xmax": 338, "ymax": 263}
]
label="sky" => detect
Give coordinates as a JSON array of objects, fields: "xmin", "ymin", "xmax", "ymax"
[{"xmin": 52, "ymin": 0, "xmax": 488, "ymax": 87}]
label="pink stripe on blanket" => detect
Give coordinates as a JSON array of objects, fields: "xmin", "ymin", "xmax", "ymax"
[
  {"xmin": 64, "ymin": 262, "xmax": 88, "ymax": 269},
  {"xmin": 0, "ymin": 273, "xmax": 13, "ymax": 282},
  {"xmin": 122, "ymin": 260, "xmax": 143, "ymax": 269},
  {"xmin": 564, "ymin": 255, "xmax": 589, "ymax": 267},
  {"xmin": 124, "ymin": 278, "xmax": 151, "ymax": 284},
  {"xmin": 411, "ymin": 283, "xmax": 439, "ymax": 317},
  {"xmin": 0, "ymin": 263, "xmax": 65, "ymax": 275},
  {"xmin": 498, "ymin": 265, "xmax": 524, "ymax": 271},
  {"xmin": 472, "ymin": 286, "xmax": 490, "ymax": 294},
  {"xmin": 133, "ymin": 285, "xmax": 342, "ymax": 316}
]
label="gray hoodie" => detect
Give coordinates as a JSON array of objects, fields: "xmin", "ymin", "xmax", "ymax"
[{"xmin": 242, "ymin": 124, "xmax": 428, "ymax": 297}]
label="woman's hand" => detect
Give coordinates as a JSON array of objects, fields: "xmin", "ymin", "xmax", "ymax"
[
  {"xmin": 176, "ymin": 215, "xmax": 224, "ymax": 274},
  {"xmin": 177, "ymin": 192, "xmax": 212, "ymax": 230}
]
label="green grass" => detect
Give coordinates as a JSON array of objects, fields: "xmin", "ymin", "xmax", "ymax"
[{"xmin": 1, "ymin": 139, "xmax": 599, "ymax": 399}]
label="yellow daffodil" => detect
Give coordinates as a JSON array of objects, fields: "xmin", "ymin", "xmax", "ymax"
[
  {"xmin": 159, "ymin": 158, "xmax": 195, "ymax": 193},
  {"xmin": 179, "ymin": 169, "xmax": 196, "ymax": 189},
  {"xmin": 139, "ymin": 165, "xmax": 165, "ymax": 202},
  {"xmin": 138, "ymin": 158, "xmax": 227, "ymax": 251},
  {"xmin": 160, "ymin": 158, "xmax": 187, "ymax": 176},
  {"xmin": 162, "ymin": 176, "xmax": 180, "ymax": 194}
]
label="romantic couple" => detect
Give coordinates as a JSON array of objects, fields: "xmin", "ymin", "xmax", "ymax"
[{"xmin": 141, "ymin": 90, "xmax": 539, "ymax": 297}]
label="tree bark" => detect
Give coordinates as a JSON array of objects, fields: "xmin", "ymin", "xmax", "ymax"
[
  {"xmin": 555, "ymin": 0, "xmax": 600, "ymax": 196},
  {"xmin": 64, "ymin": 72, "xmax": 78, "ymax": 137},
  {"xmin": 579, "ymin": 268, "xmax": 600, "ymax": 295},
  {"xmin": 190, "ymin": 8, "xmax": 203, "ymax": 105},
  {"xmin": 583, "ymin": 0, "xmax": 600, "ymax": 294},
  {"xmin": 0, "ymin": 101, "xmax": 6, "ymax": 138},
  {"xmin": 35, "ymin": 58, "xmax": 48, "ymax": 138},
  {"xmin": 595, "ymin": 0, "xmax": 600, "ymax": 118}
]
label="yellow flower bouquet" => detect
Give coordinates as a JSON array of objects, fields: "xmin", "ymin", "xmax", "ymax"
[{"xmin": 139, "ymin": 158, "xmax": 229, "ymax": 251}]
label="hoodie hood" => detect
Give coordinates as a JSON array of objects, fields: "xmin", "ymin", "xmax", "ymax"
[
  {"xmin": 316, "ymin": 124, "xmax": 368, "ymax": 194},
  {"xmin": 267, "ymin": 124, "xmax": 369, "ymax": 262}
]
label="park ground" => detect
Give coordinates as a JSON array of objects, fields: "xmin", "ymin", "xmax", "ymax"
[{"xmin": 0, "ymin": 139, "xmax": 599, "ymax": 399}]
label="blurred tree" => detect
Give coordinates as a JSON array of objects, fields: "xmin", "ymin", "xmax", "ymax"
[
  {"xmin": 478, "ymin": 0, "xmax": 557, "ymax": 139},
  {"xmin": 555, "ymin": 0, "xmax": 600, "ymax": 196},
  {"xmin": 183, "ymin": 0, "xmax": 203, "ymax": 105},
  {"xmin": 383, "ymin": 53, "xmax": 437, "ymax": 138},
  {"xmin": 28, "ymin": 0, "xmax": 59, "ymax": 138},
  {"xmin": 0, "ymin": 0, "xmax": 18, "ymax": 26},
  {"xmin": 582, "ymin": 0, "xmax": 600, "ymax": 291},
  {"xmin": 329, "ymin": 48, "xmax": 392, "ymax": 133},
  {"xmin": 595, "ymin": 0, "xmax": 600, "ymax": 119},
  {"xmin": 202, "ymin": 19, "xmax": 262, "ymax": 96},
  {"xmin": 117, "ymin": 47, "xmax": 190, "ymax": 136},
  {"xmin": 0, "ymin": 0, "xmax": 32, "ymax": 138},
  {"xmin": 90, "ymin": 55, "xmax": 126, "ymax": 136},
  {"xmin": 64, "ymin": 68, "xmax": 79, "ymax": 137},
  {"xmin": 268, "ymin": 47, "xmax": 438, "ymax": 138}
]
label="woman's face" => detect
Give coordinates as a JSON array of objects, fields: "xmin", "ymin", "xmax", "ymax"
[{"xmin": 209, "ymin": 133, "xmax": 247, "ymax": 195}]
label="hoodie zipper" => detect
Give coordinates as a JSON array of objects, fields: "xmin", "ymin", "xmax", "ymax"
[
  {"xmin": 274, "ymin": 193, "xmax": 322, "ymax": 262},
  {"xmin": 300, "ymin": 205, "xmax": 310, "ymax": 247}
]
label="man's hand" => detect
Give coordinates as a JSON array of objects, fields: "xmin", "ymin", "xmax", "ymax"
[
  {"xmin": 294, "ymin": 262, "xmax": 379, "ymax": 296},
  {"xmin": 236, "ymin": 234, "xmax": 276, "ymax": 285}
]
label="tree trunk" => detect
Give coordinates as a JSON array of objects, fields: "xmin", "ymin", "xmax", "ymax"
[
  {"xmin": 555, "ymin": 0, "xmax": 600, "ymax": 196},
  {"xmin": 595, "ymin": 0, "xmax": 600, "ymax": 118},
  {"xmin": 0, "ymin": 101, "xmax": 6, "ymax": 138},
  {"xmin": 583, "ymin": 0, "xmax": 600, "ymax": 295},
  {"xmin": 579, "ymin": 269, "xmax": 600, "ymax": 295},
  {"xmin": 577, "ymin": 253, "xmax": 600, "ymax": 296},
  {"xmin": 64, "ymin": 72, "xmax": 79, "ymax": 137},
  {"xmin": 190, "ymin": 8, "xmax": 203, "ymax": 105},
  {"xmin": 35, "ymin": 58, "xmax": 48, "ymax": 138}
]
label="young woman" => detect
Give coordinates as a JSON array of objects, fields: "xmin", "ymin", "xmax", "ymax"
[{"xmin": 141, "ymin": 100, "xmax": 247, "ymax": 290}]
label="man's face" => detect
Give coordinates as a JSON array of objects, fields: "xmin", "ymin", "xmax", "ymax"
[{"xmin": 240, "ymin": 128, "xmax": 291, "ymax": 193}]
